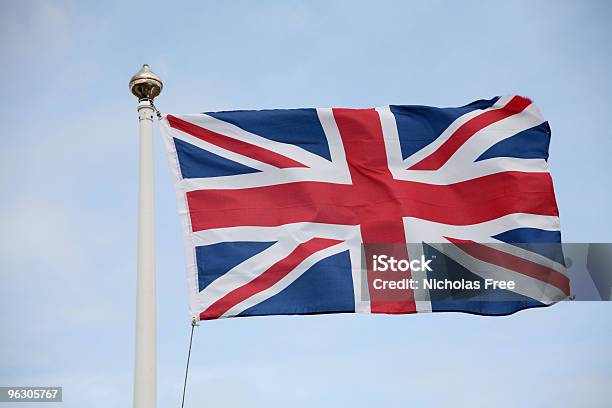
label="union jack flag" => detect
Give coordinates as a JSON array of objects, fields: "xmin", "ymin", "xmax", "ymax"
[{"xmin": 160, "ymin": 96, "xmax": 569, "ymax": 321}]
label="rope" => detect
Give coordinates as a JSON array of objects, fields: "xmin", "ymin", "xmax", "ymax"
[
  {"xmin": 150, "ymin": 100, "xmax": 164, "ymax": 120},
  {"xmin": 180, "ymin": 318, "xmax": 198, "ymax": 408}
]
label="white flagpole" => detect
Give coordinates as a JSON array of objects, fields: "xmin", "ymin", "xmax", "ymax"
[{"xmin": 129, "ymin": 64, "xmax": 163, "ymax": 408}]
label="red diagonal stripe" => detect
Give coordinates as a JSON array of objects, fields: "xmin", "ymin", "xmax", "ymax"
[
  {"xmin": 445, "ymin": 237, "xmax": 569, "ymax": 295},
  {"xmin": 167, "ymin": 115, "xmax": 308, "ymax": 169},
  {"xmin": 200, "ymin": 238, "xmax": 343, "ymax": 320},
  {"xmin": 408, "ymin": 96, "xmax": 532, "ymax": 170}
]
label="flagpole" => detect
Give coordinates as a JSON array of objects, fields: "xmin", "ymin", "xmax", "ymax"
[{"xmin": 129, "ymin": 64, "xmax": 163, "ymax": 408}]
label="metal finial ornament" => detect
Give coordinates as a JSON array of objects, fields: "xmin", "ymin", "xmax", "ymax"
[{"xmin": 129, "ymin": 64, "xmax": 163, "ymax": 100}]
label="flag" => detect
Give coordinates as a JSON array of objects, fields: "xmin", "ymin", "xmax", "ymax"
[{"xmin": 160, "ymin": 96, "xmax": 569, "ymax": 320}]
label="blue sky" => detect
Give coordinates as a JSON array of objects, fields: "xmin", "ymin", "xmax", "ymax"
[{"xmin": 0, "ymin": 0, "xmax": 611, "ymax": 407}]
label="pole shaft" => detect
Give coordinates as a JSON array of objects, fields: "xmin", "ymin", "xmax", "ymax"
[{"xmin": 133, "ymin": 100, "xmax": 156, "ymax": 408}]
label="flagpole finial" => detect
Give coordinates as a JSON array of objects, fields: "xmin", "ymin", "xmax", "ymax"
[{"xmin": 129, "ymin": 64, "xmax": 163, "ymax": 101}]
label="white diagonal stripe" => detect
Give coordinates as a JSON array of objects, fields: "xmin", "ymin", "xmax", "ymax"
[{"xmin": 221, "ymin": 241, "xmax": 351, "ymax": 318}]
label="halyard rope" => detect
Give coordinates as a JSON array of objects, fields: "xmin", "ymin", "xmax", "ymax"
[{"xmin": 180, "ymin": 318, "xmax": 197, "ymax": 408}]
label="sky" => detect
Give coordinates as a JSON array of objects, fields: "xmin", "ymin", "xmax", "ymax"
[{"xmin": 0, "ymin": 0, "xmax": 611, "ymax": 407}]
